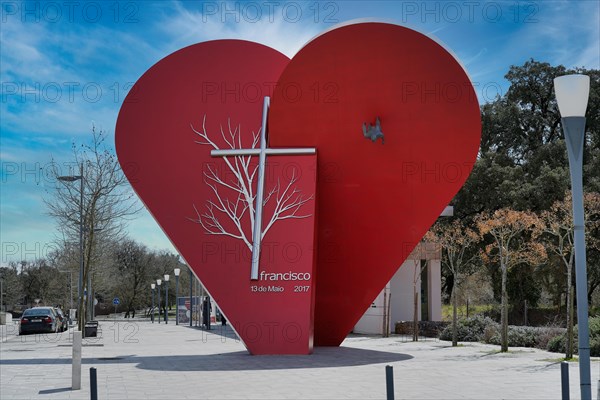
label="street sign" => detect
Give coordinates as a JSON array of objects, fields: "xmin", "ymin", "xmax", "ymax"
[{"xmin": 113, "ymin": 298, "xmax": 120, "ymax": 305}]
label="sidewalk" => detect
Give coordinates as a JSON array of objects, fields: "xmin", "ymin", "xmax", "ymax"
[{"xmin": 1, "ymin": 320, "xmax": 598, "ymax": 399}]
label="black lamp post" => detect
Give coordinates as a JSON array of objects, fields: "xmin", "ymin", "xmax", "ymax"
[
  {"xmin": 150, "ymin": 283, "xmax": 155, "ymax": 323},
  {"xmin": 164, "ymin": 274, "xmax": 170, "ymax": 324},
  {"xmin": 174, "ymin": 268, "xmax": 181, "ymax": 325},
  {"xmin": 156, "ymin": 279, "xmax": 162, "ymax": 324}
]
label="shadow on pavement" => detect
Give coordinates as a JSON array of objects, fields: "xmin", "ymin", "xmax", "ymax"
[
  {"xmin": 134, "ymin": 346, "xmax": 414, "ymax": 371},
  {"xmin": 38, "ymin": 387, "xmax": 72, "ymax": 395},
  {"xmin": 1, "ymin": 346, "xmax": 412, "ymax": 371}
]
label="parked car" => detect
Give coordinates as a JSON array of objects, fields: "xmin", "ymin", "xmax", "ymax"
[
  {"xmin": 19, "ymin": 307, "xmax": 59, "ymax": 335},
  {"xmin": 53, "ymin": 308, "xmax": 68, "ymax": 332}
]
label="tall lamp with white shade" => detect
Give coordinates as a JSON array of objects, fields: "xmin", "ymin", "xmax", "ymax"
[{"xmin": 554, "ymin": 74, "xmax": 591, "ymax": 400}]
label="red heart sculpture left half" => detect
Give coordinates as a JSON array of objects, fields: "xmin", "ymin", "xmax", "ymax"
[{"xmin": 116, "ymin": 41, "xmax": 320, "ymax": 355}]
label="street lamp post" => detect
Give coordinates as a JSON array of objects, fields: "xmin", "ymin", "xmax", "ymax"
[
  {"xmin": 150, "ymin": 283, "xmax": 155, "ymax": 323},
  {"xmin": 156, "ymin": 279, "xmax": 162, "ymax": 324},
  {"xmin": 174, "ymin": 268, "xmax": 180, "ymax": 325},
  {"xmin": 57, "ymin": 164, "xmax": 84, "ymax": 332},
  {"xmin": 554, "ymin": 74, "xmax": 591, "ymax": 400},
  {"xmin": 85, "ymin": 227, "xmax": 102, "ymax": 323},
  {"xmin": 68, "ymin": 271, "xmax": 73, "ymax": 316},
  {"xmin": 164, "ymin": 274, "xmax": 170, "ymax": 324}
]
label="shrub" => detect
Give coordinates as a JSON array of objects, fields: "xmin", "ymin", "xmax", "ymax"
[
  {"xmin": 536, "ymin": 325, "xmax": 566, "ymax": 350},
  {"xmin": 439, "ymin": 315, "xmax": 498, "ymax": 342},
  {"xmin": 487, "ymin": 326, "xmax": 550, "ymax": 348},
  {"xmin": 439, "ymin": 315, "xmax": 600, "ymax": 354},
  {"xmin": 589, "ymin": 316, "xmax": 600, "ymax": 338},
  {"xmin": 545, "ymin": 316, "xmax": 600, "ymax": 357},
  {"xmin": 547, "ymin": 333, "xmax": 567, "ymax": 353},
  {"xmin": 591, "ymin": 337, "xmax": 600, "ymax": 357}
]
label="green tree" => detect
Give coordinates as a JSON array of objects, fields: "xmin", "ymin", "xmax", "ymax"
[
  {"xmin": 455, "ymin": 60, "xmax": 599, "ymax": 219},
  {"xmin": 452, "ymin": 60, "xmax": 599, "ymax": 317}
]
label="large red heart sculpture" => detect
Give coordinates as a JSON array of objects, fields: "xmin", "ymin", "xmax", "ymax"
[{"xmin": 116, "ymin": 22, "xmax": 481, "ymax": 354}]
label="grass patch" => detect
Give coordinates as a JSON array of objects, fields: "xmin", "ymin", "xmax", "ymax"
[{"xmin": 442, "ymin": 304, "xmax": 494, "ymax": 321}]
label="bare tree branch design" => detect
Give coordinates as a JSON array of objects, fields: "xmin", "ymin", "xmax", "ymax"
[{"xmin": 190, "ymin": 115, "xmax": 314, "ymax": 249}]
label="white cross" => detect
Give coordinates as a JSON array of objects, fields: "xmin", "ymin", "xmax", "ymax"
[{"xmin": 211, "ymin": 97, "xmax": 316, "ymax": 280}]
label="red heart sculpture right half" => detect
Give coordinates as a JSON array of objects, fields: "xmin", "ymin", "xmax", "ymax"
[{"xmin": 269, "ymin": 22, "xmax": 481, "ymax": 346}]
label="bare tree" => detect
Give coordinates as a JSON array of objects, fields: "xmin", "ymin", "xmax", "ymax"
[
  {"xmin": 541, "ymin": 191, "xmax": 600, "ymax": 359},
  {"xmin": 476, "ymin": 209, "xmax": 546, "ymax": 352},
  {"xmin": 18, "ymin": 259, "xmax": 64, "ymax": 307},
  {"xmin": 45, "ymin": 127, "xmax": 140, "ymax": 329},
  {"xmin": 190, "ymin": 116, "xmax": 313, "ymax": 249},
  {"xmin": 1, "ymin": 263, "xmax": 22, "ymax": 310},
  {"xmin": 426, "ymin": 220, "xmax": 481, "ymax": 346},
  {"xmin": 112, "ymin": 239, "xmax": 150, "ymax": 318}
]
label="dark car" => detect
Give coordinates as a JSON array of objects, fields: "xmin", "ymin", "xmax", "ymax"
[
  {"xmin": 53, "ymin": 308, "xmax": 68, "ymax": 332},
  {"xmin": 19, "ymin": 307, "xmax": 59, "ymax": 335}
]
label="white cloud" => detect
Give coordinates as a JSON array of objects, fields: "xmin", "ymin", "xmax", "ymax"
[
  {"xmin": 157, "ymin": 1, "xmax": 322, "ymax": 58},
  {"xmin": 0, "ymin": 15, "xmax": 163, "ymax": 142}
]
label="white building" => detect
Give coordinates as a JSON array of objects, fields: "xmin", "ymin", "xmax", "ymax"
[{"xmin": 354, "ymin": 241, "xmax": 443, "ymax": 335}]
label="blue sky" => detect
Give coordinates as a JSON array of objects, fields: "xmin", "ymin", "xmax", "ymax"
[{"xmin": 1, "ymin": 0, "xmax": 599, "ymax": 265}]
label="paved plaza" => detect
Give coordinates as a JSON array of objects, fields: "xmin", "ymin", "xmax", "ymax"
[{"xmin": 1, "ymin": 319, "xmax": 598, "ymax": 399}]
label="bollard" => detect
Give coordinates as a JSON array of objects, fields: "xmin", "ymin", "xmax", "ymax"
[
  {"xmin": 90, "ymin": 367, "xmax": 98, "ymax": 400},
  {"xmin": 72, "ymin": 331, "xmax": 82, "ymax": 390},
  {"xmin": 386, "ymin": 365, "xmax": 395, "ymax": 400},
  {"xmin": 561, "ymin": 361, "xmax": 570, "ymax": 400}
]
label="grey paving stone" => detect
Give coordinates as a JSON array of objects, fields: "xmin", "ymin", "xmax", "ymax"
[{"xmin": 1, "ymin": 320, "xmax": 599, "ymax": 399}]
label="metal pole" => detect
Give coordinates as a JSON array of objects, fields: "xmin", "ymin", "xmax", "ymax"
[
  {"xmin": 250, "ymin": 96, "xmax": 270, "ymax": 280},
  {"xmin": 78, "ymin": 163, "xmax": 84, "ymax": 332},
  {"xmin": 89, "ymin": 286, "xmax": 94, "ymax": 321},
  {"xmin": 197, "ymin": 281, "xmax": 200, "ymax": 327},
  {"xmin": 165, "ymin": 281, "xmax": 169, "ymax": 324},
  {"xmin": 189, "ymin": 268, "xmax": 193, "ymax": 327},
  {"xmin": 175, "ymin": 275, "xmax": 179, "ymax": 325},
  {"xmin": 563, "ymin": 116, "xmax": 591, "ymax": 400},
  {"xmin": 69, "ymin": 271, "xmax": 73, "ymax": 320},
  {"xmin": 151, "ymin": 288, "xmax": 155, "ymax": 323},
  {"xmin": 87, "ymin": 271, "xmax": 93, "ymax": 322},
  {"xmin": 385, "ymin": 365, "xmax": 395, "ymax": 400},
  {"xmin": 157, "ymin": 284, "xmax": 161, "ymax": 324},
  {"xmin": 90, "ymin": 367, "xmax": 98, "ymax": 400},
  {"xmin": 561, "ymin": 361, "xmax": 570, "ymax": 400},
  {"xmin": 72, "ymin": 330, "xmax": 82, "ymax": 390}
]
